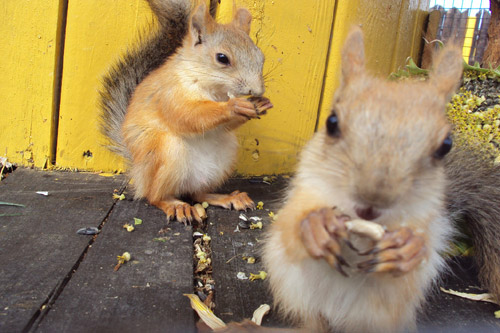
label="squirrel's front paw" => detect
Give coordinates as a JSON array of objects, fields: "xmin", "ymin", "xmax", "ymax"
[
  {"xmin": 357, "ymin": 227, "xmax": 426, "ymax": 276},
  {"xmin": 247, "ymin": 96, "xmax": 273, "ymax": 115},
  {"xmin": 300, "ymin": 207, "xmax": 350, "ymax": 276},
  {"xmin": 228, "ymin": 98, "xmax": 260, "ymax": 120},
  {"xmin": 227, "ymin": 97, "xmax": 273, "ymax": 119}
]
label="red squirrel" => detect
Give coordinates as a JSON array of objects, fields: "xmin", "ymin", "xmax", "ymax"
[
  {"xmin": 100, "ymin": 0, "xmax": 272, "ymax": 224},
  {"xmin": 262, "ymin": 28, "xmax": 463, "ymax": 332}
]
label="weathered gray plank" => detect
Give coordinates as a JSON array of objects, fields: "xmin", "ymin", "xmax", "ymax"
[
  {"xmin": 474, "ymin": 10, "xmax": 491, "ymax": 64},
  {"xmin": 0, "ymin": 169, "xmax": 126, "ymax": 332},
  {"xmin": 456, "ymin": 9, "xmax": 470, "ymax": 49},
  {"xmin": 418, "ymin": 257, "xmax": 500, "ymax": 331},
  {"xmin": 442, "ymin": 8, "xmax": 459, "ymax": 41},
  {"xmin": 440, "ymin": 8, "xmax": 469, "ymax": 47},
  {"xmin": 35, "ymin": 199, "xmax": 195, "ymax": 333},
  {"xmin": 422, "ymin": 10, "xmax": 444, "ymax": 69},
  {"xmin": 2, "ymin": 170, "xmax": 498, "ymax": 331},
  {"xmin": 207, "ymin": 178, "xmax": 288, "ymax": 327}
]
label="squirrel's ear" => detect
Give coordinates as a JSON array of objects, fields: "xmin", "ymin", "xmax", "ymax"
[
  {"xmin": 189, "ymin": 2, "xmax": 214, "ymax": 44},
  {"xmin": 429, "ymin": 45, "xmax": 463, "ymax": 100},
  {"xmin": 341, "ymin": 27, "xmax": 365, "ymax": 84},
  {"xmin": 232, "ymin": 8, "xmax": 252, "ymax": 35}
]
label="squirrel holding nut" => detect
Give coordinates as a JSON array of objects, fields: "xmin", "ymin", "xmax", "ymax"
[
  {"xmin": 99, "ymin": 0, "xmax": 272, "ymax": 224},
  {"xmin": 262, "ymin": 28, "xmax": 466, "ymax": 332},
  {"xmin": 222, "ymin": 30, "xmax": 500, "ymax": 332}
]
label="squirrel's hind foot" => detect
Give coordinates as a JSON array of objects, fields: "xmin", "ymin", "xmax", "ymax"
[
  {"xmin": 154, "ymin": 198, "xmax": 204, "ymax": 225},
  {"xmin": 194, "ymin": 191, "xmax": 255, "ymax": 211}
]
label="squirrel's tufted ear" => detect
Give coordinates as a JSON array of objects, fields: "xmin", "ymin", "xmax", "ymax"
[
  {"xmin": 232, "ymin": 8, "xmax": 252, "ymax": 35},
  {"xmin": 429, "ymin": 45, "xmax": 463, "ymax": 100},
  {"xmin": 189, "ymin": 2, "xmax": 214, "ymax": 45},
  {"xmin": 341, "ymin": 27, "xmax": 366, "ymax": 85}
]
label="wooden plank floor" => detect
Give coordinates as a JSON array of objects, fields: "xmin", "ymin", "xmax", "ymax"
[
  {"xmin": 207, "ymin": 178, "xmax": 288, "ymax": 328},
  {"xmin": 0, "ymin": 169, "xmax": 126, "ymax": 332},
  {"xmin": 0, "ymin": 169, "xmax": 499, "ymax": 332},
  {"xmin": 35, "ymin": 199, "xmax": 195, "ymax": 333}
]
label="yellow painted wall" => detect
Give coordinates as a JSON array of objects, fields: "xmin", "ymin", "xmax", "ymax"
[
  {"xmin": 316, "ymin": 0, "xmax": 429, "ymax": 128},
  {"xmin": 217, "ymin": 0, "xmax": 337, "ymax": 174},
  {"xmin": 0, "ymin": 1, "xmax": 65, "ymax": 168},
  {"xmin": 2, "ymin": 0, "xmax": 430, "ymax": 175},
  {"xmin": 55, "ymin": 1, "xmax": 154, "ymax": 172}
]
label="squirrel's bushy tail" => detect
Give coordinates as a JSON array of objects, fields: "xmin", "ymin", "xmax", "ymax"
[
  {"xmin": 99, "ymin": 0, "xmax": 192, "ymax": 157},
  {"xmin": 445, "ymin": 147, "xmax": 500, "ymax": 301}
]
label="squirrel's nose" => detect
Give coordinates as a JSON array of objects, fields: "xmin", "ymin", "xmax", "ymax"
[
  {"xmin": 248, "ymin": 83, "xmax": 264, "ymax": 97},
  {"xmin": 355, "ymin": 206, "xmax": 381, "ymax": 221},
  {"xmin": 248, "ymin": 89, "xmax": 262, "ymax": 97}
]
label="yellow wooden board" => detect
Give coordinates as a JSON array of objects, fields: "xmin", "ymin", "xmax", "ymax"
[
  {"xmin": 217, "ymin": 0, "xmax": 337, "ymax": 175},
  {"xmin": 55, "ymin": 0, "xmax": 155, "ymax": 172},
  {"xmin": 463, "ymin": 17, "xmax": 477, "ymax": 62},
  {"xmin": 316, "ymin": 0, "xmax": 430, "ymax": 129},
  {"xmin": 0, "ymin": 1, "xmax": 64, "ymax": 168}
]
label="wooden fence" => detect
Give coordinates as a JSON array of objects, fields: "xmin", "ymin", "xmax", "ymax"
[
  {"xmin": 423, "ymin": 6, "xmax": 491, "ymax": 67},
  {"xmin": 1, "ymin": 0, "xmax": 430, "ymax": 174}
]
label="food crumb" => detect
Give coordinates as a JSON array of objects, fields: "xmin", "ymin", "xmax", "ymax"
[
  {"xmin": 113, "ymin": 193, "xmax": 125, "ymax": 200},
  {"xmin": 249, "ymin": 271, "xmax": 267, "ymax": 281},
  {"xmin": 114, "ymin": 252, "xmax": 131, "ymax": 271},
  {"xmin": 123, "ymin": 224, "xmax": 135, "ymax": 232},
  {"xmin": 250, "ymin": 221, "xmax": 263, "ymax": 229}
]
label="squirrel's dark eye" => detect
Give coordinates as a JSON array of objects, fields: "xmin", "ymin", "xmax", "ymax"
[
  {"xmin": 216, "ymin": 53, "xmax": 230, "ymax": 65},
  {"xmin": 326, "ymin": 113, "xmax": 340, "ymax": 137},
  {"xmin": 434, "ymin": 134, "xmax": 452, "ymax": 159}
]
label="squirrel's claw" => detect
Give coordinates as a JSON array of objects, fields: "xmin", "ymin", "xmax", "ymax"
[
  {"xmin": 193, "ymin": 191, "xmax": 255, "ymax": 212},
  {"xmin": 300, "ymin": 207, "xmax": 349, "ymax": 275},
  {"xmin": 190, "ymin": 206, "xmax": 203, "ymax": 224},
  {"xmin": 231, "ymin": 192, "xmax": 255, "ymax": 211},
  {"xmin": 165, "ymin": 204, "xmax": 176, "ymax": 223},
  {"xmin": 175, "ymin": 204, "xmax": 192, "ymax": 225},
  {"xmin": 357, "ymin": 228, "xmax": 426, "ymax": 276},
  {"xmin": 374, "ymin": 227, "xmax": 413, "ymax": 252},
  {"xmin": 155, "ymin": 200, "xmax": 206, "ymax": 225},
  {"xmin": 247, "ymin": 96, "xmax": 273, "ymax": 115}
]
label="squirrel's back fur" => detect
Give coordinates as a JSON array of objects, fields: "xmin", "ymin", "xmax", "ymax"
[
  {"xmin": 446, "ymin": 147, "xmax": 500, "ymax": 301},
  {"xmin": 99, "ymin": 0, "xmax": 191, "ymax": 157}
]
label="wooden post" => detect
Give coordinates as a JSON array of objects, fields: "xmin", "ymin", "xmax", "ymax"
[
  {"xmin": 475, "ymin": 10, "xmax": 491, "ymax": 64},
  {"xmin": 482, "ymin": 0, "xmax": 500, "ymax": 68},
  {"xmin": 422, "ymin": 10, "xmax": 443, "ymax": 69}
]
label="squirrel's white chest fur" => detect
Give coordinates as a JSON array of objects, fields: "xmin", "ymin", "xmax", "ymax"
[
  {"xmin": 265, "ymin": 227, "xmax": 446, "ymax": 332},
  {"xmin": 179, "ymin": 128, "xmax": 237, "ymax": 194}
]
